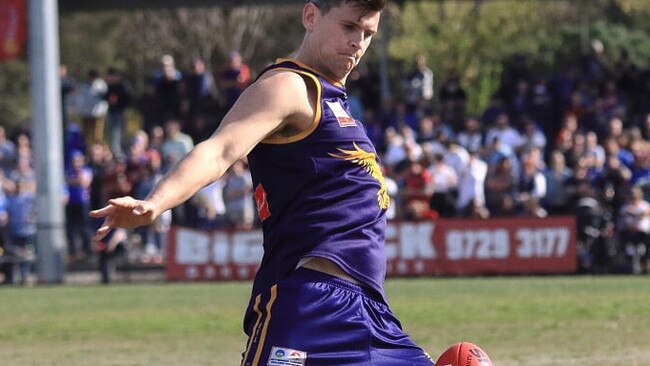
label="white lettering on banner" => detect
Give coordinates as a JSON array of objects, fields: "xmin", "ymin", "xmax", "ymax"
[
  {"xmin": 446, "ymin": 229, "xmax": 509, "ymax": 260},
  {"xmin": 516, "ymin": 228, "xmax": 570, "ymax": 258},
  {"xmin": 399, "ymin": 222, "xmax": 437, "ymax": 259},
  {"xmin": 212, "ymin": 232, "xmax": 230, "ymax": 265},
  {"xmin": 205, "ymin": 266, "xmax": 216, "ymax": 279},
  {"xmin": 176, "ymin": 229, "xmax": 211, "ymax": 264},
  {"xmin": 232, "ymin": 231, "xmax": 264, "ymax": 265}
]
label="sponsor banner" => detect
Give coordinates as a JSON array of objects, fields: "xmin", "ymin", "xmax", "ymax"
[
  {"xmin": 385, "ymin": 216, "xmax": 576, "ymax": 276},
  {"xmin": 0, "ymin": 0, "xmax": 27, "ymax": 61},
  {"xmin": 166, "ymin": 216, "xmax": 576, "ymax": 281}
]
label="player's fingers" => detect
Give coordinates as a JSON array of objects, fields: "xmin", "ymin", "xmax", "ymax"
[
  {"xmin": 89, "ymin": 205, "xmax": 115, "ymax": 218},
  {"xmin": 107, "ymin": 196, "xmax": 140, "ymax": 208},
  {"xmin": 93, "ymin": 222, "xmax": 112, "ymax": 242}
]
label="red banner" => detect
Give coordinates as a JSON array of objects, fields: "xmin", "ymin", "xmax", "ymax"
[
  {"xmin": 166, "ymin": 216, "xmax": 577, "ymax": 281},
  {"xmin": 0, "ymin": 0, "xmax": 27, "ymax": 61}
]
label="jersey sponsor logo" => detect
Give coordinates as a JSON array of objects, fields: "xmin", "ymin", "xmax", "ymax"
[
  {"xmin": 325, "ymin": 101, "xmax": 356, "ymax": 127},
  {"xmin": 254, "ymin": 183, "xmax": 271, "ymax": 222},
  {"xmin": 328, "ymin": 142, "xmax": 391, "ymax": 209},
  {"xmin": 267, "ymin": 346, "xmax": 307, "ymax": 366}
]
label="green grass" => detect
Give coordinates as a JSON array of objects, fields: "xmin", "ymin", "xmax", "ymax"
[{"xmin": 1, "ymin": 276, "xmax": 650, "ymax": 365}]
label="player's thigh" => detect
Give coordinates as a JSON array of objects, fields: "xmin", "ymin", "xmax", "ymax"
[{"xmin": 242, "ymin": 278, "xmax": 371, "ymax": 366}]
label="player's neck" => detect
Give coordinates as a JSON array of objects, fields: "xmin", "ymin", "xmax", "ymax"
[{"xmin": 294, "ymin": 48, "xmax": 348, "ymax": 85}]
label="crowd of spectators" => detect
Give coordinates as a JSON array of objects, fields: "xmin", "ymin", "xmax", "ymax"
[{"xmin": 2, "ymin": 45, "xmax": 650, "ymax": 284}]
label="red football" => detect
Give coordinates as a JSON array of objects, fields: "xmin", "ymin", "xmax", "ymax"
[{"xmin": 435, "ymin": 341, "xmax": 494, "ymax": 366}]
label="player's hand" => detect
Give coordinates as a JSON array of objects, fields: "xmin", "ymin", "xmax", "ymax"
[{"xmin": 89, "ymin": 196, "xmax": 158, "ymax": 242}]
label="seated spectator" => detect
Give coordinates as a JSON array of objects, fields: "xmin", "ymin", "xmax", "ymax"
[
  {"xmin": 456, "ymin": 149, "xmax": 488, "ymax": 217},
  {"xmin": 427, "ymin": 153, "xmax": 458, "ymax": 218},
  {"xmin": 617, "ymin": 185, "xmax": 650, "ymax": 274},
  {"xmin": 456, "ymin": 116, "xmax": 484, "ymax": 153},
  {"xmin": 485, "ymin": 155, "xmax": 518, "ymax": 216},
  {"xmin": 519, "ymin": 116, "xmax": 547, "ymax": 156},
  {"xmin": 400, "ymin": 160, "xmax": 433, "ymax": 220},
  {"xmin": 485, "ymin": 113, "xmax": 525, "ymax": 155},
  {"xmin": 542, "ymin": 150, "xmax": 573, "ymax": 215},
  {"xmin": 595, "ymin": 154, "xmax": 631, "ymax": 222},
  {"xmin": 517, "ymin": 148, "xmax": 548, "ymax": 217}
]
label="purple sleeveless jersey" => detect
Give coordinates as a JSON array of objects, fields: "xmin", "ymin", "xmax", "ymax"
[{"xmin": 245, "ymin": 59, "xmax": 390, "ymax": 330}]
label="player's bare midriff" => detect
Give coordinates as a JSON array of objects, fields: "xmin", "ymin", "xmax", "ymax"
[{"xmin": 301, "ymin": 256, "xmax": 363, "ymax": 285}]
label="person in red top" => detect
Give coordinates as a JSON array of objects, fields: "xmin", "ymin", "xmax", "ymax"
[{"xmin": 218, "ymin": 51, "xmax": 251, "ymax": 110}]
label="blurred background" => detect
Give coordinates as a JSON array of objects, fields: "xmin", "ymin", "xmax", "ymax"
[{"xmin": 1, "ymin": 0, "xmax": 650, "ymax": 285}]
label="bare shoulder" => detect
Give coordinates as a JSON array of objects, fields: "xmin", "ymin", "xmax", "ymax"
[
  {"xmin": 251, "ymin": 68, "xmax": 317, "ymax": 135},
  {"xmin": 253, "ymin": 69, "xmax": 313, "ymax": 106}
]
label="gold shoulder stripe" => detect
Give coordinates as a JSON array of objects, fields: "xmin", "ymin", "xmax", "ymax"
[{"xmin": 261, "ymin": 67, "xmax": 322, "ymax": 144}]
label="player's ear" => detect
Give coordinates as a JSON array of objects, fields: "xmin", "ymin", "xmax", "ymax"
[{"xmin": 302, "ymin": 3, "xmax": 319, "ymax": 32}]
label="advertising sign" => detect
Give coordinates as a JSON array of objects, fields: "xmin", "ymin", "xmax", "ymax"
[{"xmin": 166, "ymin": 216, "xmax": 576, "ymax": 281}]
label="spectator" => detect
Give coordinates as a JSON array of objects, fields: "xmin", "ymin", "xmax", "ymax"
[
  {"xmin": 223, "ymin": 160, "xmax": 254, "ymax": 230},
  {"xmin": 603, "ymin": 136, "xmax": 634, "ymax": 170},
  {"xmin": 0, "ymin": 126, "xmax": 17, "ymax": 175},
  {"xmin": 7, "ymin": 155, "xmax": 34, "ymax": 195},
  {"xmin": 630, "ymin": 140, "xmax": 650, "ymax": 200},
  {"xmin": 403, "ymin": 54, "xmax": 434, "ymax": 112},
  {"xmin": 64, "ymin": 119, "xmax": 87, "ymax": 169},
  {"xmin": 0, "ymin": 171, "xmax": 11, "ymax": 284},
  {"xmin": 617, "ymin": 185, "xmax": 650, "ymax": 274},
  {"xmin": 456, "ymin": 149, "xmax": 488, "ymax": 217},
  {"xmin": 160, "ymin": 119, "xmax": 194, "ymax": 175},
  {"xmin": 427, "ymin": 152, "xmax": 458, "ymax": 218},
  {"xmin": 65, "ymin": 150, "xmax": 94, "ymax": 261},
  {"xmin": 74, "ymin": 69, "xmax": 108, "ymax": 146},
  {"xmin": 104, "ymin": 68, "xmax": 132, "ymax": 158},
  {"xmin": 595, "ymin": 154, "xmax": 631, "ymax": 222},
  {"xmin": 218, "ymin": 51, "xmax": 251, "ymax": 111},
  {"xmin": 565, "ymin": 156, "xmax": 599, "ymax": 209},
  {"xmin": 519, "ymin": 116, "xmax": 547, "ymax": 156},
  {"xmin": 400, "ymin": 159, "xmax": 433, "ymax": 220},
  {"xmin": 485, "ymin": 113, "xmax": 524, "ymax": 155},
  {"xmin": 585, "ymin": 131, "xmax": 606, "ymax": 171},
  {"xmin": 60, "ymin": 64, "xmax": 76, "ymax": 126},
  {"xmin": 191, "ymin": 179, "xmax": 226, "ymax": 230},
  {"xmin": 485, "ymin": 155, "xmax": 518, "ymax": 216},
  {"xmin": 456, "ymin": 116, "xmax": 484, "ymax": 154},
  {"xmin": 151, "ymin": 54, "xmax": 184, "ymax": 124},
  {"xmin": 6, "ymin": 176, "xmax": 37, "ymax": 285},
  {"xmin": 385, "ymin": 100, "xmax": 419, "ymax": 132},
  {"xmin": 182, "ymin": 57, "xmax": 217, "ymax": 142},
  {"xmin": 96, "ymin": 226, "xmax": 128, "ymax": 284},
  {"xmin": 542, "ymin": 150, "xmax": 573, "ymax": 215},
  {"xmin": 438, "ymin": 72, "xmax": 467, "ymax": 129},
  {"xmin": 132, "ymin": 151, "xmax": 168, "ymax": 264},
  {"xmin": 517, "ymin": 148, "xmax": 547, "ymax": 217}
]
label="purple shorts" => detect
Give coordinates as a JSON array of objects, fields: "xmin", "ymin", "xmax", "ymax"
[{"xmin": 240, "ymin": 267, "xmax": 435, "ymax": 366}]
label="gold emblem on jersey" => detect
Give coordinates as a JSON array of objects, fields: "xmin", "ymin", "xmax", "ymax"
[{"xmin": 329, "ymin": 142, "xmax": 391, "ymax": 209}]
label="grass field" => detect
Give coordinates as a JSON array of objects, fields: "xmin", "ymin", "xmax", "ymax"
[{"xmin": 1, "ymin": 275, "xmax": 650, "ymax": 366}]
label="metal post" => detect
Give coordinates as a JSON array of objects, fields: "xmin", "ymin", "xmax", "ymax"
[
  {"xmin": 378, "ymin": 5, "xmax": 391, "ymax": 102},
  {"xmin": 28, "ymin": 0, "xmax": 66, "ymax": 283}
]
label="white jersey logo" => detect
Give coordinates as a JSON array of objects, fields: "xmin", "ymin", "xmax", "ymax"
[
  {"xmin": 326, "ymin": 101, "xmax": 356, "ymax": 127},
  {"xmin": 267, "ymin": 346, "xmax": 307, "ymax": 366}
]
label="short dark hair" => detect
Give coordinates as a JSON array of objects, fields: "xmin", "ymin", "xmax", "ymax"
[{"xmin": 307, "ymin": 0, "xmax": 386, "ymax": 13}]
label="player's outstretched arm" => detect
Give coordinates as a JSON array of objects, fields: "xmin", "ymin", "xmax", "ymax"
[{"xmin": 90, "ymin": 70, "xmax": 314, "ymax": 241}]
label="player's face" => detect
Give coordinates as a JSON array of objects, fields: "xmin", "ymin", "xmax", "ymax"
[{"xmin": 308, "ymin": 3, "xmax": 380, "ymax": 83}]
